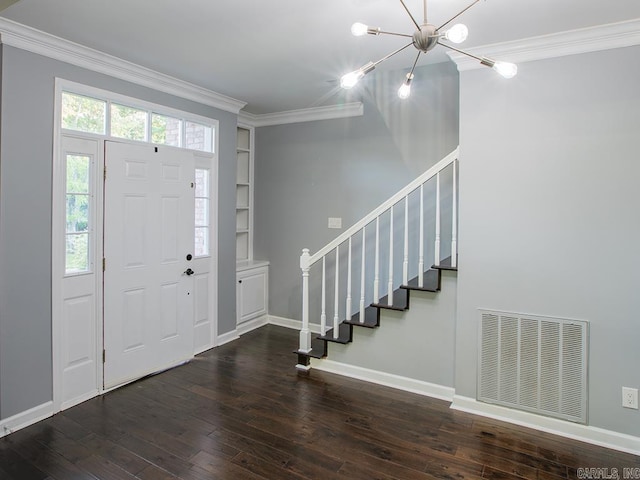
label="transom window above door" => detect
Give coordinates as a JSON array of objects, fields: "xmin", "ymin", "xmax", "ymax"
[{"xmin": 61, "ymin": 91, "xmax": 215, "ymax": 153}]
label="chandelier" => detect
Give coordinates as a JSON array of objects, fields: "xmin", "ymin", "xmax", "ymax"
[{"xmin": 340, "ymin": 0, "xmax": 517, "ymax": 98}]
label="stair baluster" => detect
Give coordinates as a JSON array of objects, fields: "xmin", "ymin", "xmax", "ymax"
[
  {"xmin": 387, "ymin": 205, "xmax": 394, "ymax": 306},
  {"xmin": 403, "ymin": 196, "xmax": 409, "ymax": 285},
  {"xmin": 320, "ymin": 257, "xmax": 327, "ymax": 335},
  {"xmin": 418, "ymin": 184, "xmax": 425, "ymax": 288},
  {"xmin": 451, "ymin": 160, "xmax": 458, "ymax": 268},
  {"xmin": 359, "ymin": 227, "xmax": 366, "ymax": 324},
  {"xmin": 374, "ymin": 217, "xmax": 380, "ymax": 303},
  {"xmin": 333, "ymin": 245, "xmax": 340, "ymax": 340},
  {"xmin": 435, "ymin": 172, "xmax": 441, "ymax": 267},
  {"xmin": 346, "ymin": 237, "xmax": 352, "ymax": 321}
]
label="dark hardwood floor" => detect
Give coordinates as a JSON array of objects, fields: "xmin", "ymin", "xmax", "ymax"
[{"xmin": 1, "ymin": 324, "xmax": 638, "ymax": 479}]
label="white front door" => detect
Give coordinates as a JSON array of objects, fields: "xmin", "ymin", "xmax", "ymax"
[{"xmin": 103, "ymin": 141, "xmax": 195, "ymax": 389}]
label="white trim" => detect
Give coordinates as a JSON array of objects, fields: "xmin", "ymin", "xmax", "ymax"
[
  {"xmin": 0, "ymin": 18, "xmax": 246, "ymax": 114},
  {"xmin": 237, "ymin": 315, "xmax": 269, "ymax": 336},
  {"xmin": 238, "ymin": 102, "xmax": 364, "ymax": 127},
  {"xmin": 0, "ymin": 401, "xmax": 54, "ymax": 439},
  {"xmin": 310, "ymin": 358, "xmax": 455, "ymax": 402},
  {"xmin": 451, "ymin": 395, "xmax": 640, "ymax": 456},
  {"xmin": 216, "ymin": 329, "xmax": 240, "ymax": 347},
  {"xmin": 268, "ymin": 315, "xmax": 322, "ymax": 334},
  {"xmin": 60, "ymin": 390, "xmax": 100, "ymax": 412},
  {"xmin": 51, "ymin": 80, "xmax": 64, "ymax": 414},
  {"xmin": 448, "ymin": 18, "xmax": 640, "ymax": 71}
]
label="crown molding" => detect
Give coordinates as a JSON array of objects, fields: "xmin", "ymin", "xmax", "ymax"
[
  {"xmin": 238, "ymin": 102, "xmax": 364, "ymax": 128},
  {"xmin": 448, "ymin": 18, "xmax": 640, "ymax": 71},
  {"xmin": 0, "ymin": 18, "xmax": 247, "ymax": 114}
]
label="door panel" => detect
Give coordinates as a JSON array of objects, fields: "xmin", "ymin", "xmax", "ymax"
[{"xmin": 103, "ymin": 141, "xmax": 194, "ymax": 389}]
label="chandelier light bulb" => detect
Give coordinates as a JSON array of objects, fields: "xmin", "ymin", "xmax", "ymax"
[
  {"xmin": 397, "ymin": 73, "xmax": 414, "ymax": 99},
  {"xmin": 493, "ymin": 61, "xmax": 518, "ymax": 79},
  {"xmin": 351, "ymin": 22, "xmax": 369, "ymax": 36},
  {"xmin": 444, "ymin": 24, "xmax": 468, "ymax": 44},
  {"xmin": 340, "ymin": 70, "xmax": 364, "ymax": 89},
  {"xmin": 397, "ymin": 83, "xmax": 411, "ymax": 99}
]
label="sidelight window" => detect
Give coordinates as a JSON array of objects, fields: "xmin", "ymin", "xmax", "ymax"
[
  {"xmin": 194, "ymin": 168, "xmax": 210, "ymax": 257},
  {"xmin": 65, "ymin": 154, "xmax": 93, "ymax": 274}
]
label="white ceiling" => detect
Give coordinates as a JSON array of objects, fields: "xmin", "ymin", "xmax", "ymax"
[{"xmin": 2, "ymin": 0, "xmax": 640, "ymax": 114}]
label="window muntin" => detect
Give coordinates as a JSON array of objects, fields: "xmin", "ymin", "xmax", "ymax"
[
  {"xmin": 61, "ymin": 92, "xmax": 106, "ymax": 135},
  {"xmin": 65, "ymin": 154, "xmax": 93, "ymax": 274},
  {"xmin": 194, "ymin": 168, "xmax": 210, "ymax": 257}
]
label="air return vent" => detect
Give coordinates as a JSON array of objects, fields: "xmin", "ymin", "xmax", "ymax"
[{"xmin": 478, "ymin": 310, "xmax": 588, "ymax": 424}]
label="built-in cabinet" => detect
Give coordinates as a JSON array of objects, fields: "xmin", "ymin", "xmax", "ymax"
[
  {"xmin": 236, "ymin": 126, "xmax": 252, "ymax": 261},
  {"xmin": 236, "ymin": 124, "xmax": 269, "ymax": 330}
]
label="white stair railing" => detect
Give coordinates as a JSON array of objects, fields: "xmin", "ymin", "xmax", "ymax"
[{"xmin": 297, "ymin": 148, "xmax": 459, "ymax": 365}]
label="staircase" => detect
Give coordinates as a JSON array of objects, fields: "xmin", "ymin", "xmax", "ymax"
[{"xmin": 296, "ymin": 148, "xmax": 459, "ymax": 370}]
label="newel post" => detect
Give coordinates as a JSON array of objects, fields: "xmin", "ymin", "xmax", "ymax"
[{"xmin": 299, "ymin": 248, "xmax": 312, "ymax": 355}]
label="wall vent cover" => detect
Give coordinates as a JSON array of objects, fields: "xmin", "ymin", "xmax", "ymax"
[{"xmin": 478, "ymin": 309, "xmax": 588, "ymax": 424}]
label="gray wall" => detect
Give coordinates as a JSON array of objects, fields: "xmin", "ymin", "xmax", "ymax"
[
  {"xmin": 329, "ymin": 271, "xmax": 457, "ymax": 388},
  {"xmin": 254, "ymin": 62, "xmax": 460, "ymax": 320},
  {"xmin": 0, "ymin": 45, "xmax": 238, "ymax": 420},
  {"xmin": 456, "ymin": 46, "xmax": 640, "ymax": 435}
]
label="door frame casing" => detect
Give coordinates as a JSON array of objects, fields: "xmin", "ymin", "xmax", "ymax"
[{"xmin": 52, "ymin": 78, "xmax": 219, "ymax": 412}]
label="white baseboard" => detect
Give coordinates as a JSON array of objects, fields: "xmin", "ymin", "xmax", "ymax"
[
  {"xmin": 451, "ymin": 395, "xmax": 640, "ymax": 456},
  {"xmin": 310, "ymin": 358, "xmax": 455, "ymax": 402},
  {"xmin": 0, "ymin": 401, "xmax": 54, "ymax": 438},
  {"xmin": 60, "ymin": 390, "xmax": 99, "ymax": 412},
  {"xmin": 268, "ymin": 315, "xmax": 322, "ymax": 334},
  {"xmin": 237, "ymin": 315, "xmax": 269, "ymax": 336},
  {"xmin": 216, "ymin": 329, "xmax": 240, "ymax": 347}
]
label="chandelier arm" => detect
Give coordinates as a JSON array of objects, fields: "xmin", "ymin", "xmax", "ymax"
[
  {"xmin": 408, "ymin": 51, "xmax": 421, "ymax": 78},
  {"xmin": 437, "ymin": 0, "xmax": 481, "ymax": 31},
  {"xmin": 372, "ymin": 42, "xmax": 415, "ymax": 68},
  {"xmin": 438, "ymin": 41, "xmax": 483, "ymax": 62},
  {"xmin": 377, "ymin": 30, "xmax": 414, "ymax": 38},
  {"xmin": 399, "ymin": 0, "xmax": 421, "ymax": 30}
]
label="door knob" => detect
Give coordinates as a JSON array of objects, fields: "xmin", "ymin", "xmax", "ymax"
[{"xmin": 184, "ymin": 268, "xmax": 195, "ymax": 276}]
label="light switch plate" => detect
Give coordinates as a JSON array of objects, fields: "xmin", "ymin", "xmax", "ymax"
[{"xmin": 328, "ymin": 217, "xmax": 342, "ymax": 229}]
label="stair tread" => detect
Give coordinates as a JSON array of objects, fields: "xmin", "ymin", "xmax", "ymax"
[
  {"xmin": 318, "ymin": 322, "xmax": 352, "ymax": 344},
  {"xmin": 296, "ymin": 348, "xmax": 325, "ymax": 359},
  {"xmin": 371, "ymin": 287, "xmax": 409, "ymax": 311},
  {"xmin": 344, "ymin": 306, "xmax": 380, "ymax": 328},
  {"xmin": 402, "ymin": 269, "xmax": 441, "ymax": 292},
  {"xmin": 433, "ymin": 256, "xmax": 458, "ymax": 271}
]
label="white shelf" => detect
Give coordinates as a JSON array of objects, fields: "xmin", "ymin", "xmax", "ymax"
[{"xmin": 236, "ymin": 125, "xmax": 253, "ymax": 261}]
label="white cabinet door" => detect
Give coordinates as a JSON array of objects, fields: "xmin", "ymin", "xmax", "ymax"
[{"xmin": 237, "ymin": 265, "xmax": 268, "ymax": 325}]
